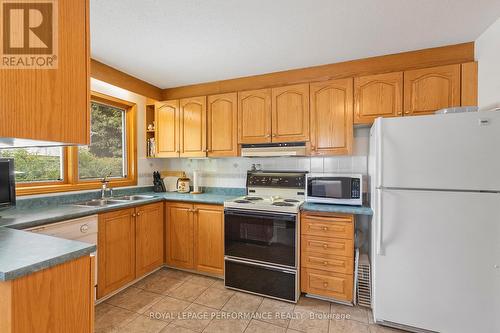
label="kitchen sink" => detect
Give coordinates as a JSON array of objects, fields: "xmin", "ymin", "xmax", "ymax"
[
  {"xmin": 72, "ymin": 199, "xmax": 128, "ymax": 207},
  {"xmin": 111, "ymin": 195, "xmax": 155, "ymax": 201}
]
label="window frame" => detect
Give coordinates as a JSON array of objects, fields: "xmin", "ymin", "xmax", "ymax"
[{"xmin": 16, "ymin": 92, "xmax": 137, "ymax": 196}]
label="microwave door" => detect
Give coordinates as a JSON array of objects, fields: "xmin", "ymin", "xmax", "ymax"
[{"xmin": 308, "ymin": 178, "xmax": 351, "ymax": 199}]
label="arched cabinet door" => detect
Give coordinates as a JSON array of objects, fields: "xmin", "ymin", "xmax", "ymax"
[
  {"xmin": 180, "ymin": 96, "xmax": 207, "ymax": 157},
  {"xmin": 404, "ymin": 64, "xmax": 461, "ymax": 116},
  {"xmin": 354, "ymin": 72, "xmax": 403, "ymax": 124},
  {"xmin": 207, "ymin": 93, "xmax": 238, "ymax": 157},
  {"xmin": 155, "ymin": 100, "xmax": 180, "ymax": 158},
  {"xmin": 238, "ymin": 88, "xmax": 272, "ymax": 144},
  {"xmin": 272, "ymin": 83, "xmax": 310, "ymax": 142},
  {"xmin": 310, "ymin": 78, "xmax": 353, "ymax": 156}
]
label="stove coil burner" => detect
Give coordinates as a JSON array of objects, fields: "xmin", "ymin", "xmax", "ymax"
[
  {"xmin": 284, "ymin": 199, "xmax": 299, "ymax": 203},
  {"xmin": 244, "ymin": 196, "xmax": 263, "ymax": 201},
  {"xmin": 272, "ymin": 202, "xmax": 294, "ymax": 207},
  {"xmin": 234, "ymin": 200, "xmax": 251, "ymax": 204}
]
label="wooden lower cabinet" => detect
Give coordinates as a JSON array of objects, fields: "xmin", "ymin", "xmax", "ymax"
[
  {"xmin": 300, "ymin": 212, "xmax": 355, "ymax": 303},
  {"xmin": 165, "ymin": 202, "xmax": 194, "ymax": 269},
  {"xmin": 165, "ymin": 202, "xmax": 224, "ymax": 277},
  {"xmin": 194, "ymin": 205, "xmax": 224, "ymax": 275},
  {"xmin": 98, "ymin": 208, "xmax": 136, "ymax": 298},
  {"xmin": 136, "ymin": 202, "xmax": 165, "ymax": 277},
  {"xmin": 0, "ymin": 256, "xmax": 94, "ymax": 333},
  {"xmin": 98, "ymin": 202, "xmax": 165, "ymax": 299}
]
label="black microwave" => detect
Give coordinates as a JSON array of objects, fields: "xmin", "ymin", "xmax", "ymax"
[
  {"xmin": 0, "ymin": 158, "xmax": 16, "ymax": 209},
  {"xmin": 306, "ymin": 173, "xmax": 364, "ymax": 206}
]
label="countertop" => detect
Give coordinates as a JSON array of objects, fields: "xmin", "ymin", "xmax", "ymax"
[
  {"xmin": 0, "ymin": 187, "xmax": 372, "ymax": 281},
  {"xmin": 300, "ymin": 202, "xmax": 373, "ymax": 215}
]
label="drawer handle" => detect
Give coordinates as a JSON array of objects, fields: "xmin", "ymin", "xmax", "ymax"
[
  {"xmin": 80, "ymin": 224, "xmax": 88, "ymax": 233},
  {"xmin": 323, "ymin": 282, "xmax": 328, "ymax": 288}
]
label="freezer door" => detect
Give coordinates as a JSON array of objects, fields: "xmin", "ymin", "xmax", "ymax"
[
  {"xmin": 379, "ymin": 111, "xmax": 500, "ymax": 191},
  {"xmin": 372, "ymin": 189, "xmax": 500, "ymax": 333}
]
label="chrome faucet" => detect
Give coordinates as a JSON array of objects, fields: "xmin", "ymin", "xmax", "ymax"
[{"xmin": 100, "ymin": 173, "xmax": 113, "ymax": 199}]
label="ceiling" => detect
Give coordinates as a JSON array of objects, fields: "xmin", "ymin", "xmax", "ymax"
[{"xmin": 90, "ymin": 0, "xmax": 500, "ymax": 89}]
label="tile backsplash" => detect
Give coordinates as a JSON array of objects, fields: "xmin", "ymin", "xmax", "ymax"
[{"xmin": 164, "ymin": 127, "xmax": 370, "ymax": 188}]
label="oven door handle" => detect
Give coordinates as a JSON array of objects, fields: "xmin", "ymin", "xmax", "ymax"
[
  {"xmin": 225, "ymin": 256, "xmax": 296, "ymax": 274},
  {"xmin": 224, "ymin": 209, "xmax": 296, "ymax": 221}
]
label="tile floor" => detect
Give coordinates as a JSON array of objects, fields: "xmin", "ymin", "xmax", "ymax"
[{"xmin": 95, "ymin": 268, "xmax": 405, "ymax": 333}]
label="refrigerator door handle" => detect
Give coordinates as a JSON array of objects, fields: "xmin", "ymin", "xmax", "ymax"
[{"xmin": 376, "ymin": 188, "xmax": 385, "ymax": 256}]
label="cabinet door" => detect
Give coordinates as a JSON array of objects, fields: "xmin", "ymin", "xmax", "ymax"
[
  {"xmin": 404, "ymin": 64, "xmax": 461, "ymax": 116},
  {"xmin": 310, "ymin": 79, "xmax": 353, "ymax": 156},
  {"xmin": 180, "ymin": 96, "xmax": 207, "ymax": 157},
  {"xmin": 272, "ymin": 84, "xmax": 310, "ymax": 142},
  {"xmin": 98, "ymin": 208, "xmax": 136, "ymax": 298},
  {"xmin": 354, "ymin": 72, "xmax": 403, "ymax": 124},
  {"xmin": 135, "ymin": 202, "xmax": 164, "ymax": 277},
  {"xmin": 165, "ymin": 203, "xmax": 194, "ymax": 269},
  {"xmin": 0, "ymin": 0, "xmax": 89, "ymax": 144},
  {"xmin": 207, "ymin": 93, "xmax": 238, "ymax": 157},
  {"xmin": 155, "ymin": 100, "xmax": 180, "ymax": 157},
  {"xmin": 238, "ymin": 89, "xmax": 272, "ymax": 143},
  {"xmin": 461, "ymin": 62, "xmax": 478, "ymax": 107},
  {"xmin": 193, "ymin": 204, "xmax": 224, "ymax": 276}
]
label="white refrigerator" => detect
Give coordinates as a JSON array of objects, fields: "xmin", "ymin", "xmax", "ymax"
[{"xmin": 369, "ymin": 111, "xmax": 500, "ymax": 333}]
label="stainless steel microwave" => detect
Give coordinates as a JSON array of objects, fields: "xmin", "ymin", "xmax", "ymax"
[{"xmin": 306, "ymin": 173, "xmax": 364, "ymax": 206}]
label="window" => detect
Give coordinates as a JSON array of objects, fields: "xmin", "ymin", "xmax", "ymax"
[
  {"xmin": 0, "ymin": 147, "xmax": 64, "ymax": 183},
  {"xmin": 13, "ymin": 92, "xmax": 137, "ymax": 196},
  {"xmin": 78, "ymin": 102, "xmax": 127, "ymax": 180}
]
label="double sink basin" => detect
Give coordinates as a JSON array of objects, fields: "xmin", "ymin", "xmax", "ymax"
[{"xmin": 72, "ymin": 195, "xmax": 156, "ymax": 208}]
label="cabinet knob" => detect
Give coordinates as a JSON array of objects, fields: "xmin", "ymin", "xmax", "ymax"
[
  {"xmin": 272, "ymin": 134, "xmax": 277, "ymax": 137},
  {"xmin": 323, "ymin": 282, "xmax": 328, "ymax": 288},
  {"xmin": 322, "ymin": 227, "xmax": 328, "ymax": 231},
  {"xmin": 80, "ymin": 224, "xmax": 88, "ymax": 233},
  {"xmin": 322, "ymin": 244, "xmax": 328, "ymax": 249},
  {"xmin": 132, "ymin": 213, "xmax": 136, "ymax": 217},
  {"xmin": 137, "ymin": 212, "xmax": 141, "ymax": 216},
  {"xmin": 266, "ymin": 134, "xmax": 271, "ymax": 138},
  {"xmin": 323, "ymin": 261, "xmax": 328, "ymax": 265}
]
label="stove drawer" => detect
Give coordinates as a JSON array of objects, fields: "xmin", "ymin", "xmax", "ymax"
[
  {"xmin": 301, "ymin": 214, "xmax": 353, "ymax": 239},
  {"xmin": 301, "ymin": 252, "xmax": 354, "ymax": 275},
  {"xmin": 301, "ymin": 235, "xmax": 353, "ymax": 258},
  {"xmin": 300, "ymin": 268, "xmax": 353, "ymax": 302}
]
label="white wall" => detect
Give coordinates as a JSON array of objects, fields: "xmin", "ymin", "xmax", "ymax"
[
  {"xmin": 165, "ymin": 127, "xmax": 370, "ymax": 188},
  {"xmin": 91, "ymin": 79, "xmax": 168, "ymax": 186},
  {"xmin": 475, "ymin": 17, "xmax": 500, "ymax": 110}
]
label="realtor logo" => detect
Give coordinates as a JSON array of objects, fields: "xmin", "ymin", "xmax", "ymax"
[{"xmin": 1, "ymin": 0, "xmax": 58, "ymax": 68}]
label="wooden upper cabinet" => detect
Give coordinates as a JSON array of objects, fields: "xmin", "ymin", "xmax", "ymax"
[
  {"xmin": 461, "ymin": 62, "xmax": 478, "ymax": 106},
  {"xmin": 155, "ymin": 100, "xmax": 180, "ymax": 157},
  {"xmin": 354, "ymin": 72, "xmax": 403, "ymax": 124},
  {"xmin": 0, "ymin": 0, "xmax": 90, "ymax": 145},
  {"xmin": 404, "ymin": 64, "xmax": 461, "ymax": 116},
  {"xmin": 165, "ymin": 203, "xmax": 194, "ymax": 269},
  {"xmin": 310, "ymin": 79, "xmax": 353, "ymax": 156},
  {"xmin": 180, "ymin": 96, "xmax": 207, "ymax": 157},
  {"xmin": 193, "ymin": 204, "xmax": 224, "ymax": 276},
  {"xmin": 98, "ymin": 208, "xmax": 136, "ymax": 298},
  {"xmin": 135, "ymin": 203, "xmax": 164, "ymax": 277},
  {"xmin": 272, "ymin": 84, "xmax": 310, "ymax": 142},
  {"xmin": 238, "ymin": 89, "xmax": 272, "ymax": 144},
  {"xmin": 207, "ymin": 93, "xmax": 238, "ymax": 157}
]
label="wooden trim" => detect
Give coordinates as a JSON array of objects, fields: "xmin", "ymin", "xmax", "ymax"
[
  {"xmin": 16, "ymin": 92, "xmax": 138, "ymax": 196},
  {"xmin": 162, "ymin": 42, "xmax": 474, "ymax": 99},
  {"xmin": 91, "ymin": 59, "xmax": 163, "ymax": 100},
  {"xmin": 461, "ymin": 62, "xmax": 478, "ymax": 106}
]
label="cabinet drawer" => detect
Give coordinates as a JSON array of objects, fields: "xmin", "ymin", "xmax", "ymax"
[
  {"xmin": 301, "ymin": 268, "xmax": 353, "ymax": 302},
  {"xmin": 301, "ymin": 252, "xmax": 354, "ymax": 275},
  {"xmin": 301, "ymin": 235, "xmax": 353, "ymax": 258},
  {"xmin": 301, "ymin": 214, "xmax": 353, "ymax": 239}
]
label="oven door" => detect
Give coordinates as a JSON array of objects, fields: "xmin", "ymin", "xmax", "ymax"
[{"xmin": 224, "ymin": 209, "xmax": 297, "ymax": 268}]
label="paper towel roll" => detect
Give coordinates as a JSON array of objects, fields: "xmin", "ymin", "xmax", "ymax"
[{"xmin": 193, "ymin": 170, "xmax": 200, "ymax": 193}]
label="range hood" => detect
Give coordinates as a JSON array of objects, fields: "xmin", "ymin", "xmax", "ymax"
[{"xmin": 241, "ymin": 142, "xmax": 306, "ymax": 157}]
